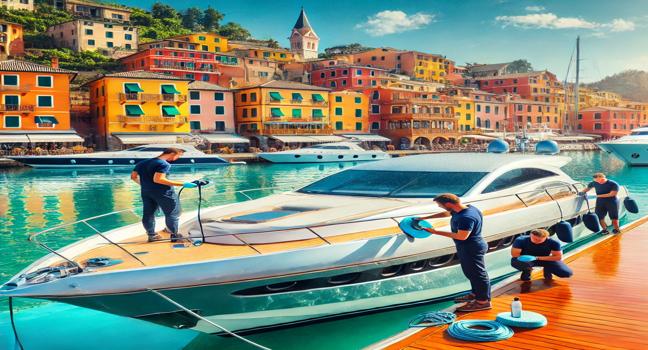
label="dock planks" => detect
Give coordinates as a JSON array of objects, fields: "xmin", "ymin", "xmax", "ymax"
[{"xmin": 381, "ymin": 217, "xmax": 648, "ymax": 350}]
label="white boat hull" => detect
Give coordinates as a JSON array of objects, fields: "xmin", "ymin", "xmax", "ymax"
[
  {"xmin": 598, "ymin": 142, "xmax": 648, "ymax": 166},
  {"xmin": 259, "ymin": 151, "xmax": 389, "ymax": 163}
]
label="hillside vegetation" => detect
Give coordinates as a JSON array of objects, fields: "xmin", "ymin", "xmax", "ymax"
[{"xmin": 588, "ymin": 70, "xmax": 648, "ymax": 102}]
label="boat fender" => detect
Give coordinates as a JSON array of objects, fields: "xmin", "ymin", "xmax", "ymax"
[
  {"xmin": 554, "ymin": 221, "xmax": 574, "ymax": 243},
  {"xmin": 624, "ymin": 197, "xmax": 639, "ymax": 214},
  {"xmin": 496, "ymin": 311, "xmax": 547, "ymax": 328},
  {"xmin": 446, "ymin": 320, "xmax": 514, "ymax": 342},
  {"xmin": 399, "ymin": 217, "xmax": 433, "ymax": 238},
  {"xmin": 582, "ymin": 213, "xmax": 602, "ymax": 233}
]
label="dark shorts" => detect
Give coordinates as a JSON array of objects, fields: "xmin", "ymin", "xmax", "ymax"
[{"xmin": 595, "ymin": 199, "xmax": 619, "ymax": 220}]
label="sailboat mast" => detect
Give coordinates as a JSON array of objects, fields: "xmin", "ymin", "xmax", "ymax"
[{"xmin": 574, "ymin": 36, "xmax": 580, "ymax": 128}]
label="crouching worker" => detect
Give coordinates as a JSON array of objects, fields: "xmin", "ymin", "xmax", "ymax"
[{"xmin": 511, "ymin": 228, "xmax": 573, "ymax": 281}]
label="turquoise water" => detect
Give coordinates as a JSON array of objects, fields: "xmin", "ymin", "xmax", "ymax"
[{"xmin": 1, "ymin": 152, "xmax": 646, "ymax": 349}]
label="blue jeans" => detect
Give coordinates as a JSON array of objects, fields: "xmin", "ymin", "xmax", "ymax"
[
  {"xmin": 455, "ymin": 240, "xmax": 491, "ymax": 301},
  {"xmin": 141, "ymin": 189, "xmax": 180, "ymax": 236},
  {"xmin": 511, "ymin": 258, "xmax": 573, "ymax": 278}
]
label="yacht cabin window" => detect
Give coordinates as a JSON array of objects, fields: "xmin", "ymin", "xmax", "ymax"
[{"xmin": 483, "ymin": 168, "xmax": 558, "ymax": 193}]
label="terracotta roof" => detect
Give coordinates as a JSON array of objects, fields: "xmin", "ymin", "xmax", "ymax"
[
  {"xmin": 468, "ymin": 63, "xmax": 511, "ymax": 73},
  {"xmin": 64, "ymin": 0, "xmax": 131, "ymax": 13},
  {"xmin": 188, "ymin": 81, "xmax": 230, "ymax": 91},
  {"xmin": 475, "ymin": 70, "xmax": 552, "ymax": 80},
  {"xmin": 581, "ymin": 106, "xmax": 639, "ymax": 112},
  {"xmin": 242, "ymin": 80, "xmax": 330, "ymax": 91},
  {"xmin": 101, "ymin": 71, "xmax": 191, "ymax": 80},
  {"xmin": 0, "ymin": 60, "xmax": 76, "ymax": 74}
]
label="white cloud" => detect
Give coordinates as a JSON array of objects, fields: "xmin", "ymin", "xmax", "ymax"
[
  {"xmin": 525, "ymin": 6, "xmax": 545, "ymax": 12},
  {"xmin": 495, "ymin": 12, "xmax": 636, "ymax": 34},
  {"xmin": 355, "ymin": 10, "xmax": 435, "ymax": 36}
]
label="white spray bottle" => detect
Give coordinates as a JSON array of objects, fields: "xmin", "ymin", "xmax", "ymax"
[{"xmin": 511, "ymin": 297, "xmax": 522, "ymax": 318}]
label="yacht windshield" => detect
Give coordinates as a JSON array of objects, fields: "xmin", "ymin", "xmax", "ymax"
[
  {"xmin": 630, "ymin": 131, "xmax": 648, "ymax": 136},
  {"xmin": 298, "ymin": 170, "xmax": 487, "ymax": 197},
  {"xmin": 308, "ymin": 145, "xmax": 352, "ymax": 150}
]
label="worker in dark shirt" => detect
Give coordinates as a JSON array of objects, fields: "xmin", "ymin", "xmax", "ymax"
[
  {"xmin": 417, "ymin": 193, "xmax": 491, "ymax": 312},
  {"xmin": 511, "ymin": 229, "xmax": 573, "ymax": 281},
  {"xmin": 580, "ymin": 172, "xmax": 620, "ymax": 234},
  {"xmin": 131, "ymin": 147, "xmax": 196, "ymax": 242}
]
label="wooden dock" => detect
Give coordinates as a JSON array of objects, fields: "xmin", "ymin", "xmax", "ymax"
[{"xmin": 374, "ymin": 216, "xmax": 648, "ymax": 350}]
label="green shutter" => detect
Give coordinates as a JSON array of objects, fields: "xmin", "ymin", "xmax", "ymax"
[
  {"xmin": 162, "ymin": 105, "xmax": 181, "ymax": 116},
  {"xmin": 312, "ymin": 94, "xmax": 324, "ymax": 102},
  {"xmin": 292, "ymin": 108, "xmax": 302, "ymax": 118},
  {"xmin": 34, "ymin": 116, "xmax": 59, "ymax": 124},
  {"xmin": 161, "ymin": 85, "xmax": 181, "ymax": 94},
  {"xmin": 124, "ymin": 83, "xmax": 144, "ymax": 93},
  {"xmin": 125, "ymin": 105, "xmax": 145, "ymax": 116},
  {"xmin": 335, "ymin": 121, "xmax": 343, "ymax": 130},
  {"xmin": 335, "ymin": 107, "xmax": 343, "ymax": 116},
  {"xmin": 271, "ymin": 108, "xmax": 284, "ymax": 117},
  {"xmin": 291, "ymin": 92, "xmax": 303, "ymax": 101},
  {"xmin": 269, "ymin": 92, "xmax": 283, "ymax": 101},
  {"xmin": 312, "ymin": 109, "xmax": 323, "ymax": 118},
  {"xmin": 355, "ymin": 109, "xmax": 362, "ymax": 117}
]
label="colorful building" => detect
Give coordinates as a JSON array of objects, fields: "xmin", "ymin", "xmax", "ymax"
[
  {"xmin": 2, "ymin": 0, "xmax": 34, "ymax": 11},
  {"xmin": 85, "ymin": 71, "xmax": 191, "ymax": 149},
  {"xmin": 187, "ymin": 81, "xmax": 234, "ymax": 133},
  {"xmin": 577, "ymin": 106, "xmax": 640, "ymax": 139},
  {"xmin": 472, "ymin": 90, "xmax": 509, "ymax": 131},
  {"xmin": 171, "ymin": 33, "xmax": 229, "ymax": 53},
  {"xmin": 231, "ymin": 45, "xmax": 295, "ymax": 64},
  {"xmin": 350, "ymin": 48, "xmax": 451, "ymax": 83},
  {"xmin": 0, "ymin": 60, "xmax": 82, "ymax": 145},
  {"xmin": 289, "ymin": 7, "xmax": 319, "ymax": 60},
  {"xmin": 311, "ymin": 65, "xmax": 386, "ymax": 91},
  {"xmin": 622, "ymin": 101, "xmax": 648, "ymax": 126},
  {"xmin": 507, "ymin": 97, "xmax": 561, "ymax": 132},
  {"xmin": 51, "ymin": 0, "xmax": 132, "ymax": 23},
  {"xmin": 234, "ymin": 80, "xmax": 331, "ymax": 145},
  {"xmin": 329, "ymin": 91, "xmax": 368, "ymax": 133},
  {"xmin": 475, "ymin": 70, "xmax": 560, "ymax": 104},
  {"xmin": 440, "ymin": 87, "xmax": 476, "ymax": 132},
  {"xmin": 47, "ymin": 19, "xmax": 137, "ymax": 53},
  {"xmin": 0, "ymin": 21, "xmax": 24, "ymax": 58}
]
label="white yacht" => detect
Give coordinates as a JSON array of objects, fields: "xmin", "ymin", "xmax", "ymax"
[
  {"xmin": 9, "ymin": 144, "xmax": 239, "ymax": 168},
  {"xmin": 0, "ymin": 153, "xmax": 630, "ymax": 334},
  {"xmin": 597, "ymin": 127, "xmax": 648, "ymax": 166},
  {"xmin": 258, "ymin": 142, "xmax": 389, "ymax": 163}
]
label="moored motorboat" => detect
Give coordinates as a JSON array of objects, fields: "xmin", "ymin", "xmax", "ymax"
[
  {"xmin": 258, "ymin": 142, "xmax": 389, "ymax": 163},
  {"xmin": 8, "ymin": 144, "xmax": 240, "ymax": 168},
  {"xmin": 597, "ymin": 127, "xmax": 648, "ymax": 166},
  {"xmin": 0, "ymin": 153, "xmax": 631, "ymax": 334}
]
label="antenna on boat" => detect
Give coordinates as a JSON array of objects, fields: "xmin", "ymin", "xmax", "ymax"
[{"xmin": 574, "ymin": 36, "xmax": 581, "ymax": 132}]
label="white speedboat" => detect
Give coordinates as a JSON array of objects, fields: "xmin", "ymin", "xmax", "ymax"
[
  {"xmin": 9, "ymin": 144, "xmax": 239, "ymax": 168},
  {"xmin": 597, "ymin": 127, "xmax": 648, "ymax": 166},
  {"xmin": 258, "ymin": 142, "xmax": 389, "ymax": 163},
  {"xmin": 0, "ymin": 153, "xmax": 630, "ymax": 334}
]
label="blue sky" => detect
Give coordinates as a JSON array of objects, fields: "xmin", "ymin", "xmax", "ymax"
[{"xmin": 118, "ymin": 0, "xmax": 648, "ymax": 82}]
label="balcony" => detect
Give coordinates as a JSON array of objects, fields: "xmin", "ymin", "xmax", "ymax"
[
  {"xmin": 0, "ymin": 104, "xmax": 35, "ymax": 113},
  {"xmin": 118, "ymin": 93, "xmax": 187, "ymax": 103},
  {"xmin": 0, "ymin": 84, "xmax": 33, "ymax": 94},
  {"xmin": 383, "ymin": 112, "xmax": 457, "ymax": 120},
  {"xmin": 116, "ymin": 115, "xmax": 188, "ymax": 125},
  {"xmin": 151, "ymin": 64, "xmax": 219, "ymax": 73},
  {"xmin": 260, "ymin": 126, "xmax": 333, "ymax": 135}
]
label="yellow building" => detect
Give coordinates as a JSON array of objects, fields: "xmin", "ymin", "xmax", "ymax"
[
  {"xmin": 231, "ymin": 46, "xmax": 294, "ymax": 63},
  {"xmin": 329, "ymin": 91, "xmax": 368, "ymax": 133},
  {"xmin": 2, "ymin": 0, "xmax": 34, "ymax": 11},
  {"xmin": 85, "ymin": 71, "xmax": 191, "ymax": 149},
  {"xmin": 234, "ymin": 80, "xmax": 331, "ymax": 139},
  {"xmin": 171, "ymin": 33, "xmax": 228, "ymax": 53},
  {"xmin": 0, "ymin": 21, "xmax": 24, "ymax": 58}
]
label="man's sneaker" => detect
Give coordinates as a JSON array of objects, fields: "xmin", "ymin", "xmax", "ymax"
[
  {"xmin": 148, "ymin": 234, "xmax": 162, "ymax": 242},
  {"xmin": 455, "ymin": 300, "xmax": 492, "ymax": 312},
  {"xmin": 454, "ymin": 293, "xmax": 476, "ymax": 303},
  {"xmin": 543, "ymin": 271, "xmax": 553, "ymax": 281},
  {"xmin": 612, "ymin": 229, "xmax": 621, "ymax": 234},
  {"xmin": 170, "ymin": 233, "xmax": 185, "ymax": 243},
  {"xmin": 162, "ymin": 227, "xmax": 174, "ymax": 235},
  {"xmin": 521, "ymin": 269, "xmax": 532, "ymax": 281},
  {"xmin": 600, "ymin": 229, "xmax": 610, "ymax": 235}
]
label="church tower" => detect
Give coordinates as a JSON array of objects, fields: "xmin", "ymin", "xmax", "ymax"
[{"xmin": 289, "ymin": 7, "xmax": 319, "ymax": 60}]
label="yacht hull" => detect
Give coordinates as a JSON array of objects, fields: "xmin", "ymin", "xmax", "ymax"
[
  {"xmin": 258, "ymin": 152, "xmax": 389, "ymax": 163},
  {"xmin": 597, "ymin": 142, "xmax": 648, "ymax": 166},
  {"xmin": 8, "ymin": 156, "xmax": 232, "ymax": 168}
]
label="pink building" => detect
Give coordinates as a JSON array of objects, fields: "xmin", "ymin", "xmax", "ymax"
[
  {"xmin": 311, "ymin": 64, "xmax": 386, "ymax": 91},
  {"xmin": 472, "ymin": 90, "xmax": 508, "ymax": 131},
  {"xmin": 188, "ymin": 81, "xmax": 235, "ymax": 133}
]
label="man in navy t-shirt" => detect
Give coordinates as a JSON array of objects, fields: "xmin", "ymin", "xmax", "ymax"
[
  {"xmin": 511, "ymin": 229, "xmax": 573, "ymax": 281},
  {"xmin": 418, "ymin": 193, "xmax": 491, "ymax": 312},
  {"xmin": 131, "ymin": 147, "xmax": 196, "ymax": 242},
  {"xmin": 580, "ymin": 172, "xmax": 620, "ymax": 234}
]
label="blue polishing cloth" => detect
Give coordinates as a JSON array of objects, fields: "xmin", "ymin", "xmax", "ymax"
[
  {"xmin": 399, "ymin": 217, "xmax": 433, "ymax": 238},
  {"xmin": 517, "ymin": 255, "xmax": 536, "ymax": 262},
  {"xmin": 496, "ymin": 311, "xmax": 547, "ymax": 328}
]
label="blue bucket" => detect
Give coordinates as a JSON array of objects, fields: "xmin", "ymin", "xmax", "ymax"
[
  {"xmin": 582, "ymin": 213, "xmax": 601, "ymax": 232},
  {"xmin": 554, "ymin": 221, "xmax": 574, "ymax": 243},
  {"xmin": 624, "ymin": 197, "xmax": 639, "ymax": 214}
]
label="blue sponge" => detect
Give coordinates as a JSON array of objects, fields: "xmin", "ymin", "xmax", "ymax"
[
  {"xmin": 517, "ymin": 255, "xmax": 536, "ymax": 262},
  {"xmin": 496, "ymin": 311, "xmax": 547, "ymax": 328},
  {"xmin": 399, "ymin": 217, "xmax": 433, "ymax": 238}
]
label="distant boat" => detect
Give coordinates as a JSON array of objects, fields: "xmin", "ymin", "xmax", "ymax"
[
  {"xmin": 9, "ymin": 144, "xmax": 240, "ymax": 168},
  {"xmin": 258, "ymin": 142, "xmax": 389, "ymax": 163},
  {"xmin": 597, "ymin": 127, "xmax": 648, "ymax": 166}
]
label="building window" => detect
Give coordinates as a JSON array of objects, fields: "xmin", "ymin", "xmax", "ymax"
[
  {"xmin": 594, "ymin": 123, "xmax": 602, "ymax": 130},
  {"xmin": 107, "ymin": 42, "xmax": 114, "ymax": 48},
  {"xmin": 85, "ymin": 29, "xmax": 93, "ymax": 35},
  {"xmin": 335, "ymin": 107, "xmax": 343, "ymax": 116},
  {"xmin": 594, "ymin": 113, "xmax": 601, "ymax": 119},
  {"xmin": 271, "ymin": 108, "xmax": 284, "ymax": 117},
  {"xmin": 87, "ymin": 39, "xmax": 95, "ymax": 46},
  {"xmin": 476, "ymin": 104, "xmax": 481, "ymax": 112},
  {"xmin": 198, "ymin": 36, "xmax": 206, "ymax": 41},
  {"xmin": 357, "ymin": 79, "xmax": 362, "ymax": 85},
  {"xmin": 214, "ymin": 92, "xmax": 224, "ymax": 101},
  {"xmin": 190, "ymin": 105, "xmax": 201, "ymax": 114},
  {"xmin": 3, "ymin": 116, "xmax": 20, "ymax": 128},
  {"xmin": 35, "ymin": 116, "xmax": 58, "ymax": 128},
  {"xmin": 125, "ymin": 44, "xmax": 132, "ymax": 50},
  {"xmin": 371, "ymin": 104, "xmax": 380, "ymax": 114},
  {"xmin": 106, "ymin": 31, "xmax": 113, "ymax": 38},
  {"xmin": 37, "ymin": 76, "xmax": 53, "ymax": 87},
  {"xmin": 330, "ymin": 81, "xmax": 336, "ymax": 87},
  {"xmin": 354, "ymin": 97, "xmax": 362, "ymax": 104},
  {"xmin": 125, "ymin": 34, "xmax": 132, "ymax": 40},
  {"xmin": 242, "ymin": 108, "xmax": 248, "ymax": 118},
  {"xmin": 215, "ymin": 106, "xmax": 225, "ymax": 115},
  {"xmin": 250, "ymin": 92, "xmax": 257, "ymax": 102},
  {"xmin": 292, "ymin": 108, "xmax": 302, "ymax": 118},
  {"xmin": 251, "ymin": 108, "xmax": 257, "ymax": 117},
  {"xmin": 335, "ymin": 121, "xmax": 343, "ymax": 130},
  {"xmin": 320, "ymin": 72, "xmax": 325, "ymax": 78},
  {"xmin": 202, "ymin": 45, "xmax": 208, "ymax": 51},
  {"xmin": 215, "ymin": 121, "xmax": 225, "ymax": 131},
  {"xmin": 189, "ymin": 91, "xmax": 200, "ymax": 100},
  {"xmin": 355, "ymin": 109, "xmax": 362, "ymax": 118},
  {"xmin": 466, "ymin": 113, "xmax": 471, "ymax": 120},
  {"xmin": 371, "ymin": 122, "xmax": 379, "ymax": 130},
  {"xmin": 241, "ymin": 93, "xmax": 247, "ymax": 102},
  {"xmin": 335, "ymin": 96, "xmax": 342, "ymax": 103},
  {"xmin": 330, "ymin": 71, "xmax": 336, "ymax": 77},
  {"xmin": 355, "ymin": 122, "xmax": 363, "ymax": 131},
  {"xmin": 371, "ymin": 91, "xmax": 379, "ymax": 100},
  {"xmin": 2, "ymin": 75, "xmax": 18, "ymax": 86},
  {"xmin": 190, "ymin": 121, "xmax": 201, "ymax": 130},
  {"xmin": 356, "ymin": 69, "xmax": 362, "ymax": 75},
  {"xmin": 37, "ymin": 96, "xmax": 53, "ymax": 107}
]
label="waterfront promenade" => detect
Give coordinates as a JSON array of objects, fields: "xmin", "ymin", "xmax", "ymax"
[{"xmin": 373, "ymin": 216, "xmax": 648, "ymax": 350}]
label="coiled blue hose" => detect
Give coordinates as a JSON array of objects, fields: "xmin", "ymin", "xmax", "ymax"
[
  {"xmin": 408, "ymin": 311, "xmax": 456, "ymax": 328},
  {"xmin": 447, "ymin": 320, "xmax": 514, "ymax": 342}
]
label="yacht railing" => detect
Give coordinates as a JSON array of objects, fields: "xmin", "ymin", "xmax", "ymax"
[{"xmin": 26, "ymin": 182, "xmax": 592, "ymax": 269}]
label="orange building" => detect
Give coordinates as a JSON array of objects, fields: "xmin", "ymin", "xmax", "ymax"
[
  {"xmin": 329, "ymin": 90, "xmax": 369, "ymax": 133},
  {"xmin": 0, "ymin": 60, "xmax": 82, "ymax": 145},
  {"xmin": 577, "ymin": 106, "xmax": 641, "ymax": 139},
  {"xmin": 350, "ymin": 48, "xmax": 451, "ymax": 83}
]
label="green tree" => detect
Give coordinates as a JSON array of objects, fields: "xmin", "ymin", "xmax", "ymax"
[
  {"xmin": 319, "ymin": 43, "xmax": 373, "ymax": 58},
  {"xmin": 201, "ymin": 6, "xmax": 223, "ymax": 31},
  {"xmin": 182, "ymin": 7, "xmax": 204, "ymax": 31},
  {"xmin": 506, "ymin": 59, "xmax": 534, "ymax": 74},
  {"xmin": 266, "ymin": 39, "xmax": 280, "ymax": 48},
  {"xmin": 218, "ymin": 22, "xmax": 251, "ymax": 40},
  {"xmin": 151, "ymin": 2, "xmax": 178, "ymax": 19}
]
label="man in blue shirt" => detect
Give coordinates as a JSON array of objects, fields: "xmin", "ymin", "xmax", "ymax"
[
  {"xmin": 131, "ymin": 147, "xmax": 196, "ymax": 242},
  {"xmin": 580, "ymin": 172, "xmax": 620, "ymax": 234},
  {"xmin": 418, "ymin": 193, "xmax": 491, "ymax": 312},
  {"xmin": 511, "ymin": 229, "xmax": 573, "ymax": 281}
]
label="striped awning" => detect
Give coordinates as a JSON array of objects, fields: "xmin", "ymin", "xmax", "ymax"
[
  {"xmin": 270, "ymin": 135, "xmax": 320, "ymax": 143},
  {"xmin": 113, "ymin": 134, "xmax": 181, "ymax": 145},
  {"xmin": 26, "ymin": 132, "xmax": 84, "ymax": 143},
  {"xmin": 0, "ymin": 133, "xmax": 30, "ymax": 143},
  {"xmin": 342, "ymin": 134, "xmax": 391, "ymax": 142},
  {"xmin": 200, "ymin": 133, "xmax": 250, "ymax": 144}
]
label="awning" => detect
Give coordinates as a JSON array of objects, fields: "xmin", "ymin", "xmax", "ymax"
[
  {"xmin": 26, "ymin": 132, "xmax": 84, "ymax": 143},
  {"xmin": 34, "ymin": 116, "xmax": 59, "ymax": 124},
  {"xmin": 113, "ymin": 134, "xmax": 181, "ymax": 145},
  {"xmin": 291, "ymin": 93, "xmax": 303, "ymax": 101},
  {"xmin": 312, "ymin": 109, "xmax": 324, "ymax": 117},
  {"xmin": 269, "ymin": 92, "xmax": 283, "ymax": 101},
  {"xmin": 342, "ymin": 134, "xmax": 391, "ymax": 142},
  {"xmin": 312, "ymin": 94, "xmax": 324, "ymax": 102},
  {"xmin": 308, "ymin": 135, "xmax": 346, "ymax": 143},
  {"xmin": 161, "ymin": 105, "xmax": 181, "ymax": 116},
  {"xmin": 200, "ymin": 133, "xmax": 250, "ymax": 144},
  {"xmin": 161, "ymin": 85, "xmax": 181, "ymax": 94},
  {"xmin": 0, "ymin": 133, "xmax": 30, "ymax": 143},
  {"xmin": 124, "ymin": 83, "xmax": 144, "ymax": 93},
  {"xmin": 125, "ymin": 105, "xmax": 145, "ymax": 116},
  {"xmin": 292, "ymin": 109, "xmax": 302, "ymax": 117},
  {"xmin": 271, "ymin": 135, "xmax": 321, "ymax": 143},
  {"xmin": 271, "ymin": 108, "xmax": 284, "ymax": 117}
]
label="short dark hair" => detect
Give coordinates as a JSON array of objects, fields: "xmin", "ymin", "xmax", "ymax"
[
  {"xmin": 161, "ymin": 147, "xmax": 185, "ymax": 155},
  {"xmin": 433, "ymin": 193, "xmax": 461, "ymax": 205},
  {"xmin": 592, "ymin": 172, "xmax": 606, "ymax": 179},
  {"xmin": 530, "ymin": 228, "xmax": 549, "ymax": 238}
]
